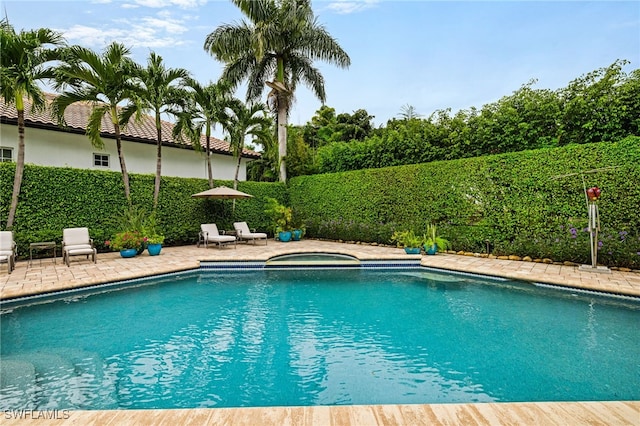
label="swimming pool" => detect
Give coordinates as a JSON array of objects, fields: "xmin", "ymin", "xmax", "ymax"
[{"xmin": 1, "ymin": 268, "xmax": 639, "ymax": 410}]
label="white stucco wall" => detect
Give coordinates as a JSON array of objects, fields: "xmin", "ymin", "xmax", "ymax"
[{"xmin": 0, "ymin": 124, "xmax": 249, "ymax": 181}]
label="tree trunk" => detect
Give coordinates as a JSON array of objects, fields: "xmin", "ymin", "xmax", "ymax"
[
  {"xmin": 114, "ymin": 122, "xmax": 131, "ymax": 204},
  {"xmin": 6, "ymin": 110, "xmax": 25, "ymax": 229},
  {"xmin": 234, "ymin": 155, "xmax": 241, "ymax": 190},
  {"xmin": 278, "ymin": 104, "xmax": 287, "ymax": 182},
  {"xmin": 153, "ymin": 118, "xmax": 162, "ymax": 209},
  {"xmin": 206, "ymin": 135, "xmax": 214, "ymax": 188}
]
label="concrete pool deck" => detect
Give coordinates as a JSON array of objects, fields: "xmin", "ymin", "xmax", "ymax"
[{"xmin": 1, "ymin": 240, "xmax": 639, "ymax": 425}]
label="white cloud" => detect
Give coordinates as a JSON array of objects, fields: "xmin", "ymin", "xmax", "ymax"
[
  {"xmin": 139, "ymin": 16, "xmax": 189, "ymax": 34},
  {"xmin": 61, "ymin": 14, "xmax": 191, "ymax": 49},
  {"xmin": 326, "ymin": 0, "xmax": 379, "ymax": 15},
  {"xmin": 130, "ymin": 0, "xmax": 207, "ymax": 9},
  {"xmin": 60, "ymin": 25, "xmax": 113, "ymax": 47}
]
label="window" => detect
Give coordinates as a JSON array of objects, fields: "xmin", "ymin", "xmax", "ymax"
[
  {"xmin": 0, "ymin": 147, "xmax": 12, "ymax": 162},
  {"xmin": 93, "ymin": 153, "xmax": 109, "ymax": 167}
]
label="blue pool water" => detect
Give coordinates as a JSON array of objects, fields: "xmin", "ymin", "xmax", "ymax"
[{"xmin": 1, "ymin": 268, "xmax": 639, "ymax": 410}]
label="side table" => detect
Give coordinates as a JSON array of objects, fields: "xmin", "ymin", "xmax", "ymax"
[{"xmin": 29, "ymin": 241, "xmax": 57, "ymax": 267}]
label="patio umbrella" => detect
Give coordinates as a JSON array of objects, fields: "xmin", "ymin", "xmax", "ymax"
[{"xmin": 191, "ymin": 186, "xmax": 253, "ymax": 200}]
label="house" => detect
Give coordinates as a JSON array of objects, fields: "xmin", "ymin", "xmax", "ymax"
[{"xmin": 0, "ymin": 94, "xmax": 260, "ymax": 180}]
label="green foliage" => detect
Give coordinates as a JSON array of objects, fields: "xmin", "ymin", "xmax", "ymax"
[
  {"xmin": 113, "ymin": 205, "xmax": 147, "ymax": 233},
  {"xmin": 390, "ymin": 229, "xmax": 423, "ymax": 249},
  {"xmin": 264, "ymin": 197, "xmax": 293, "ymax": 233},
  {"xmin": 1, "ymin": 19, "xmax": 67, "ymax": 228},
  {"xmin": 424, "ymin": 224, "xmax": 451, "ymax": 252},
  {"xmin": 1, "ymin": 137, "xmax": 638, "ymax": 268},
  {"xmin": 108, "ymin": 230, "xmax": 144, "ymax": 251},
  {"xmin": 291, "ymin": 136, "xmax": 640, "ymax": 268},
  {"xmin": 558, "ymin": 60, "xmax": 636, "ymax": 145},
  {"xmin": 286, "ymin": 126, "xmax": 318, "ymax": 178},
  {"xmin": 0, "ymin": 163, "xmax": 286, "ymax": 256},
  {"xmin": 303, "ymin": 106, "xmax": 376, "ymax": 148},
  {"xmin": 312, "ymin": 61, "xmax": 638, "ymax": 174},
  {"xmin": 111, "ymin": 205, "xmax": 164, "ymax": 245}
]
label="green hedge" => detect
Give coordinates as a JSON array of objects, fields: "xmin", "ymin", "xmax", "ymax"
[
  {"xmin": 2, "ymin": 137, "xmax": 639, "ymax": 267},
  {"xmin": 0, "ymin": 164, "xmax": 286, "ymax": 257},
  {"xmin": 289, "ymin": 136, "xmax": 640, "ymax": 268}
]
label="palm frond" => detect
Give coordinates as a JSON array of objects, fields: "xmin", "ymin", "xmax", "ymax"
[{"xmin": 86, "ymin": 103, "xmax": 110, "ymax": 149}]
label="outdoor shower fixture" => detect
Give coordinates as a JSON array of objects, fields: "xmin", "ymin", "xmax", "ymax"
[
  {"xmin": 552, "ymin": 167, "xmax": 617, "ymax": 274},
  {"xmin": 579, "ymin": 186, "xmax": 610, "ymax": 273}
]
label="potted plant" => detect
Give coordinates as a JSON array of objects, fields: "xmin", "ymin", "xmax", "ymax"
[
  {"xmin": 264, "ymin": 197, "xmax": 293, "ymax": 242},
  {"xmin": 423, "ymin": 224, "xmax": 451, "ymax": 255},
  {"xmin": 143, "ymin": 213, "xmax": 164, "ymax": 256},
  {"xmin": 291, "ymin": 215, "xmax": 306, "ymax": 241},
  {"xmin": 145, "ymin": 234, "xmax": 165, "ymax": 256},
  {"xmin": 111, "ymin": 206, "xmax": 148, "ymax": 254},
  {"xmin": 390, "ymin": 230, "xmax": 423, "ymax": 254},
  {"xmin": 107, "ymin": 230, "xmax": 145, "ymax": 258}
]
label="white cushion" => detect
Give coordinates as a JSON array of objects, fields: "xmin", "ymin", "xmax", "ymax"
[
  {"xmin": 0, "ymin": 250, "xmax": 14, "ymax": 257},
  {"xmin": 63, "ymin": 228, "xmax": 91, "ymax": 246},
  {"xmin": 67, "ymin": 248, "xmax": 95, "ymax": 256},
  {"xmin": 201, "ymin": 224, "xmax": 220, "ymax": 236},
  {"xmin": 233, "ymin": 222, "xmax": 266, "ymax": 239},
  {"xmin": 242, "ymin": 232, "xmax": 267, "ymax": 239},
  {"xmin": 207, "ymin": 236, "xmax": 235, "ymax": 243},
  {"xmin": 0, "ymin": 231, "xmax": 14, "ymax": 251},
  {"xmin": 64, "ymin": 244, "xmax": 93, "ymax": 252},
  {"xmin": 233, "ymin": 222, "xmax": 251, "ymax": 235}
]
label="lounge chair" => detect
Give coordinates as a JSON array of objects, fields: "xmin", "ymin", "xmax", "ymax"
[
  {"xmin": 198, "ymin": 224, "xmax": 236, "ymax": 249},
  {"xmin": 0, "ymin": 231, "xmax": 17, "ymax": 273},
  {"xmin": 62, "ymin": 227, "xmax": 97, "ymax": 266},
  {"xmin": 233, "ymin": 222, "xmax": 268, "ymax": 245}
]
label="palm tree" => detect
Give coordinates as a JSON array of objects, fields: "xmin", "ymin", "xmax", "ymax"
[
  {"xmin": 173, "ymin": 78, "xmax": 232, "ymax": 188},
  {"xmin": 398, "ymin": 104, "xmax": 421, "ymax": 120},
  {"xmin": 52, "ymin": 42, "xmax": 139, "ymax": 204},
  {"xmin": 246, "ymin": 123, "xmax": 278, "ymax": 182},
  {"xmin": 223, "ymin": 99, "xmax": 271, "ymax": 189},
  {"xmin": 204, "ymin": 0, "xmax": 351, "ymax": 182},
  {"xmin": 0, "ymin": 19, "xmax": 66, "ymax": 229},
  {"xmin": 133, "ymin": 52, "xmax": 189, "ymax": 209}
]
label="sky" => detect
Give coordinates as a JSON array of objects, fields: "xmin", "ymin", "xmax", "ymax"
[{"xmin": 3, "ymin": 0, "xmax": 639, "ymax": 128}]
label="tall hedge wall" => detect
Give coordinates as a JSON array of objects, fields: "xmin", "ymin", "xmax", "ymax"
[
  {"xmin": 2, "ymin": 137, "xmax": 639, "ymax": 268},
  {"xmin": 0, "ymin": 164, "xmax": 286, "ymax": 257},
  {"xmin": 289, "ymin": 136, "xmax": 640, "ymax": 268}
]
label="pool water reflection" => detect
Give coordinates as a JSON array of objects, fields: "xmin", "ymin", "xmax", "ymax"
[{"xmin": 1, "ymin": 268, "xmax": 639, "ymax": 409}]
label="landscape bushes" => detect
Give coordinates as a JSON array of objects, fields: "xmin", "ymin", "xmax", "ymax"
[
  {"xmin": 290, "ymin": 136, "xmax": 640, "ymax": 268},
  {"xmin": 0, "ymin": 163, "xmax": 286, "ymax": 257},
  {"xmin": 314, "ymin": 61, "xmax": 639, "ymax": 174},
  {"xmin": 1, "ymin": 137, "xmax": 638, "ymax": 268}
]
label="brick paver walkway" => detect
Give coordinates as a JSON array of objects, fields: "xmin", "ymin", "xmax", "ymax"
[{"xmin": 2, "ymin": 240, "xmax": 639, "ymax": 299}]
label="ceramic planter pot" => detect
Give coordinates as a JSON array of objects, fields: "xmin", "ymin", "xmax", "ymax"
[
  {"xmin": 404, "ymin": 247, "xmax": 421, "ymax": 254},
  {"xmin": 278, "ymin": 231, "xmax": 292, "ymax": 242},
  {"xmin": 120, "ymin": 248, "xmax": 137, "ymax": 258},
  {"xmin": 147, "ymin": 243, "xmax": 162, "ymax": 256}
]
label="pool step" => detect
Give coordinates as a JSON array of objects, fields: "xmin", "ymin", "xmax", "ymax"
[
  {"xmin": 200, "ymin": 259, "xmax": 422, "ymax": 270},
  {"xmin": 0, "ymin": 349, "xmax": 113, "ymax": 410}
]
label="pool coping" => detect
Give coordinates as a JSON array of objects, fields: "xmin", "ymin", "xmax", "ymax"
[{"xmin": 2, "ymin": 401, "xmax": 637, "ymax": 425}]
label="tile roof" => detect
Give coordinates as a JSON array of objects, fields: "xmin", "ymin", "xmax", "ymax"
[{"xmin": 0, "ymin": 94, "xmax": 260, "ymax": 158}]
